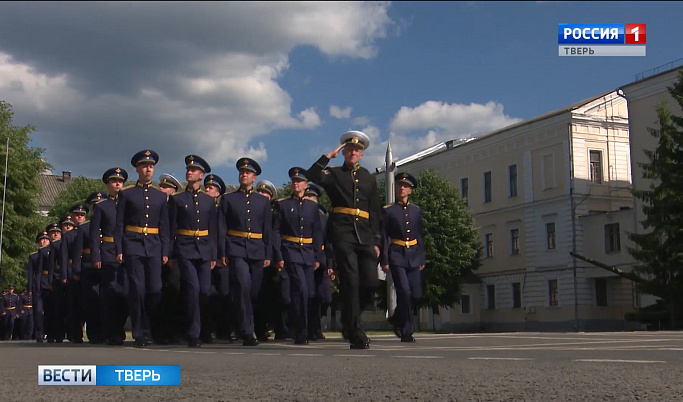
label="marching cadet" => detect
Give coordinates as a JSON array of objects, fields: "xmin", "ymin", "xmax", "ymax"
[
  {"xmin": 91, "ymin": 168, "xmax": 128, "ymax": 346},
  {"xmin": 61, "ymin": 212, "xmax": 83, "ymax": 343},
  {"xmin": 44, "ymin": 222, "xmax": 66, "ymax": 343},
  {"xmin": 28, "ymin": 231, "xmax": 50, "ymax": 342},
  {"xmin": 115, "ymin": 150, "xmax": 170, "ymax": 348},
  {"xmin": 76, "ymin": 197, "xmax": 105, "ymax": 344},
  {"xmin": 272, "ymin": 168, "xmax": 323, "ymax": 345},
  {"xmin": 304, "ymin": 183, "xmax": 334, "ymax": 341},
  {"xmin": 17, "ymin": 289, "xmax": 33, "ymax": 340},
  {"xmin": 157, "ymin": 173, "xmax": 183, "ymax": 345},
  {"xmin": 307, "ymin": 131, "xmax": 382, "ymax": 350},
  {"xmin": 1, "ymin": 285, "xmax": 19, "ymax": 340},
  {"xmin": 204, "ymin": 173, "xmax": 232, "ymax": 342},
  {"xmin": 168, "ymin": 155, "xmax": 217, "ymax": 348},
  {"xmin": 380, "ymin": 173, "xmax": 425, "ymax": 343},
  {"xmin": 218, "ymin": 158, "xmax": 272, "ymax": 346},
  {"xmin": 254, "ymin": 179, "xmax": 287, "ymax": 342}
]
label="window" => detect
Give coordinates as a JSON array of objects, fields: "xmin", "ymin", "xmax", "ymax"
[
  {"xmin": 483, "ymin": 171, "xmax": 492, "ymax": 203},
  {"xmin": 543, "ymin": 154, "xmax": 555, "ymax": 189},
  {"xmin": 590, "ymin": 150, "xmax": 603, "ymax": 184},
  {"xmin": 487, "ymin": 285, "xmax": 496, "ymax": 309},
  {"xmin": 460, "ymin": 178, "xmax": 469, "ymax": 206},
  {"xmin": 512, "ymin": 282, "xmax": 522, "ymax": 308},
  {"xmin": 546, "ymin": 222, "xmax": 556, "ymax": 250},
  {"xmin": 548, "ymin": 279, "xmax": 558, "ymax": 307},
  {"xmin": 605, "ymin": 223, "xmax": 621, "ymax": 253},
  {"xmin": 485, "ymin": 233, "xmax": 494, "ymax": 258},
  {"xmin": 508, "ymin": 164, "xmax": 518, "ymax": 197},
  {"xmin": 595, "ymin": 278, "xmax": 608, "ymax": 306},
  {"xmin": 510, "ymin": 229, "xmax": 520, "ymax": 255},
  {"xmin": 460, "ymin": 295, "xmax": 471, "ymax": 314}
]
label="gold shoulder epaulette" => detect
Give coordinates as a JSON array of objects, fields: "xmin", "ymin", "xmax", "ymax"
[
  {"xmin": 383, "ymin": 204, "xmax": 392, "ymax": 209},
  {"xmin": 276, "ymin": 197, "xmax": 288, "ymax": 202},
  {"xmin": 121, "ymin": 184, "xmax": 135, "ymax": 191}
]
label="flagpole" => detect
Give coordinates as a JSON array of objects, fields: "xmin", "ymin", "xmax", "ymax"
[{"xmin": 0, "ymin": 136, "xmax": 9, "ymax": 284}]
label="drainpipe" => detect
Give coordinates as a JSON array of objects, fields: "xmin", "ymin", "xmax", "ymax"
[{"xmin": 568, "ymin": 122, "xmax": 579, "ymax": 332}]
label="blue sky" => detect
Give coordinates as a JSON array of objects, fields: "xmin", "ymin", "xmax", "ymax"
[{"xmin": 0, "ymin": 2, "xmax": 681, "ymax": 188}]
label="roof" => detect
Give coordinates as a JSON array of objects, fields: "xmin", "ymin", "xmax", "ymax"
[{"xmin": 37, "ymin": 174, "xmax": 71, "ymax": 210}]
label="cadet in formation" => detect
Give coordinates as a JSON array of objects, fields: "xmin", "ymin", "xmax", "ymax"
[
  {"xmin": 116, "ymin": 150, "xmax": 170, "ymax": 348},
  {"xmin": 168, "ymin": 155, "xmax": 217, "ymax": 348},
  {"xmin": 272, "ymin": 168, "xmax": 323, "ymax": 345},
  {"xmin": 380, "ymin": 172, "xmax": 425, "ymax": 343},
  {"xmin": 218, "ymin": 158, "xmax": 272, "ymax": 346}
]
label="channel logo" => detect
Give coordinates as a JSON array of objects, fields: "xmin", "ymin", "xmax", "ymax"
[
  {"xmin": 558, "ymin": 23, "xmax": 646, "ymax": 57},
  {"xmin": 38, "ymin": 365, "xmax": 181, "ymax": 386}
]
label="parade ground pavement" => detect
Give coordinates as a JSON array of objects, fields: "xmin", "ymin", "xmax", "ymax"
[{"xmin": 2, "ymin": 331, "xmax": 683, "ymax": 401}]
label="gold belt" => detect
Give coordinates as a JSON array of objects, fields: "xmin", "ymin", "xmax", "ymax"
[
  {"xmin": 332, "ymin": 207, "xmax": 369, "ymax": 219},
  {"xmin": 102, "ymin": 236, "xmax": 114, "ymax": 243},
  {"xmin": 83, "ymin": 248, "xmax": 91, "ymax": 254},
  {"xmin": 125, "ymin": 225, "xmax": 159, "ymax": 235},
  {"xmin": 227, "ymin": 230, "xmax": 262, "ymax": 239},
  {"xmin": 391, "ymin": 238, "xmax": 418, "ymax": 248},
  {"xmin": 42, "ymin": 270, "xmax": 49, "ymax": 275},
  {"xmin": 177, "ymin": 229, "xmax": 209, "ymax": 237},
  {"xmin": 282, "ymin": 235, "xmax": 313, "ymax": 245},
  {"xmin": 5, "ymin": 307, "xmax": 15, "ymax": 310},
  {"xmin": 23, "ymin": 306, "xmax": 32, "ymax": 308}
]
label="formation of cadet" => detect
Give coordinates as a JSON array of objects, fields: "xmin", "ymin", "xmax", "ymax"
[{"xmin": 10, "ymin": 130, "xmax": 426, "ymax": 350}]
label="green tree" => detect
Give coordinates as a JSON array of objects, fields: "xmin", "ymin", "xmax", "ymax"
[
  {"xmin": 628, "ymin": 70, "xmax": 683, "ymax": 328},
  {"xmin": 0, "ymin": 101, "xmax": 51, "ymax": 289},
  {"xmin": 48, "ymin": 176, "xmax": 106, "ymax": 221}
]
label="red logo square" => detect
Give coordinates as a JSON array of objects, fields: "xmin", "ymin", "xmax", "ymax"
[{"xmin": 625, "ymin": 24, "xmax": 646, "ymax": 44}]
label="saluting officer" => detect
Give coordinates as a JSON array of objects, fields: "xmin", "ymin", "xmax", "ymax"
[
  {"xmin": 204, "ymin": 173, "xmax": 231, "ymax": 342},
  {"xmin": 304, "ymin": 183, "xmax": 334, "ymax": 341},
  {"xmin": 218, "ymin": 158, "xmax": 272, "ymax": 346},
  {"xmin": 157, "ymin": 173, "xmax": 183, "ymax": 345},
  {"xmin": 273, "ymin": 168, "xmax": 323, "ymax": 345},
  {"xmin": 28, "ymin": 231, "xmax": 50, "ymax": 342},
  {"xmin": 380, "ymin": 172, "xmax": 425, "ymax": 343},
  {"xmin": 115, "ymin": 150, "xmax": 170, "ymax": 347},
  {"xmin": 91, "ymin": 168, "xmax": 128, "ymax": 345},
  {"xmin": 307, "ymin": 131, "xmax": 382, "ymax": 350},
  {"xmin": 168, "ymin": 155, "xmax": 217, "ymax": 348}
]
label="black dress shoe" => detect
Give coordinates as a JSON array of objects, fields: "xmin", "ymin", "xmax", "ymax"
[
  {"xmin": 274, "ymin": 333, "xmax": 288, "ymax": 341},
  {"xmin": 315, "ymin": 332, "xmax": 326, "ymax": 340},
  {"xmin": 401, "ymin": 335, "xmax": 416, "ymax": 343},
  {"xmin": 55, "ymin": 339, "xmax": 63, "ymax": 343},
  {"xmin": 350, "ymin": 340, "xmax": 370, "ymax": 350},
  {"xmin": 134, "ymin": 338, "xmax": 148, "ymax": 348},
  {"xmin": 36, "ymin": 338, "xmax": 44, "ymax": 343},
  {"xmin": 295, "ymin": 337, "xmax": 309, "ymax": 345},
  {"xmin": 73, "ymin": 338, "xmax": 84, "ymax": 344},
  {"xmin": 106, "ymin": 339, "xmax": 124, "ymax": 346},
  {"xmin": 307, "ymin": 333, "xmax": 318, "ymax": 342},
  {"xmin": 243, "ymin": 336, "xmax": 260, "ymax": 346},
  {"xmin": 200, "ymin": 335, "xmax": 213, "ymax": 344},
  {"xmin": 188, "ymin": 338, "xmax": 201, "ymax": 348}
]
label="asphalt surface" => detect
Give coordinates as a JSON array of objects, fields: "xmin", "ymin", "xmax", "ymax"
[{"xmin": 2, "ymin": 331, "xmax": 683, "ymax": 401}]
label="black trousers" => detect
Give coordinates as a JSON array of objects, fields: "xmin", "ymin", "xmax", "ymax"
[{"xmin": 333, "ymin": 240, "xmax": 379, "ymax": 343}]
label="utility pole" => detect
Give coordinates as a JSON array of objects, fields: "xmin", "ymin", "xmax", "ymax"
[{"xmin": 385, "ymin": 142, "xmax": 397, "ymax": 318}]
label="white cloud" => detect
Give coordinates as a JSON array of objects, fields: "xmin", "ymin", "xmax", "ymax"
[
  {"xmin": 329, "ymin": 105, "xmax": 353, "ymax": 119},
  {"xmin": 361, "ymin": 100, "xmax": 522, "ymax": 170},
  {"xmin": 351, "ymin": 116, "xmax": 371, "ymax": 126},
  {"xmin": 0, "ymin": 2, "xmax": 393, "ymax": 176}
]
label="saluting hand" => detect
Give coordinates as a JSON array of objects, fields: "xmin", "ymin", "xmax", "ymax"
[{"xmin": 326, "ymin": 143, "xmax": 346, "ymax": 159}]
